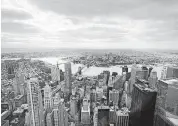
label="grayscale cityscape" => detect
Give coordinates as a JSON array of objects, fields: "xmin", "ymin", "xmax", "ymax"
[{"xmin": 1, "ymin": 0, "xmax": 178, "ymax": 126}]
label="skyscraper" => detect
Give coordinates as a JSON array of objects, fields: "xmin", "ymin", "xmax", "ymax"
[
  {"xmin": 161, "ymin": 65, "xmax": 178, "ymax": 79},
  {"xmin": 154, "ymin": 79, "xmax": 178, "ymax": 126},
  {"xmin": 148, "ymin": 70, "xmax": 158, "ymax": 89},
  {"xmin": 26, "ymin": 78, "xmax": 44, "ymax": 126},
  {"xmin": 109, "ymin": 89, "xmax": 119, "ymax": 106},
  {"xmin": 64, "ymin": 62, "xmax": 72, "ymax": 94},
  {"xmin": 130, "ymin": 83, "xmax": 157, "ymax": 126},
  {"xmin": 46, "ymin": 111, "xmax": 53, "ymax": 126},
  {"xmin": 130, "ymin": 64, "xmax": 141, "ymax": 93},
  {"xmin": 116, "ymin": 110, "xmax": 129, "ymax": 126},
  {"xmin": 98, "ymin": 106, "xmax": 110, "ymax": 126},
  {"xmin": 44, "ymin": 83, "xmax": 52, "ymax": 109},
  {"xmin": 51, "ymin": 64, "xmax": 60, "ymax": 83},
  {"xmin": 70, "ymin": 97, "xmax": 78, "ymax": 117},
  {"xmin": 81, "ymin": 98, "xmax": 90, "ymax": 125}
]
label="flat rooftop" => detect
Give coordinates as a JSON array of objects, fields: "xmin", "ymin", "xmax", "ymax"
[
  {"xmin": 162, "ymin": 79, "xmax": 178, "ymax": 85},
  {"xmin": 116, "ymin": 110, "xmax": 129, "ymax": 116}
]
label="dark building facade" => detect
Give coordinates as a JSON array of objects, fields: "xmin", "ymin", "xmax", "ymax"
[{"xmin": 130, "ymin": 84, "xmax": 157, "ymax": 126}]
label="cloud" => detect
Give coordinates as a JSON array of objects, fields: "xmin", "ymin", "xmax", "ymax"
[{"xmin": 1, "ymin": 0, "xmax": 178, "ymax": 49}]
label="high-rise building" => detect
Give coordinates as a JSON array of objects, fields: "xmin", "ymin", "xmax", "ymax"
[
  {"xmin": 154, "ymin": 79, "xmax": 178, "ymax": 126},
  {"xmin": 122, "ymin": 66, "xmax": 128, "ymax": 74},
  {"xmin": 44, "ymin": 83, "xmax": 52, "ymax": 109},
  {"xmin": 130, "ymin": 64, "xmax": 141, "ymax": 93},
  {"xmin": 70, "ymin": 97, "xmax": 78, "ymax": 117},
  {"xmin": 130, "ymin": 84, "xmax": 157, "ymax": 126},
  {"xmin": 81, "ymin": 98, "xmax": 90, "ymax": 125},
  {"xmin": 46, "ymin": 111, "xmax": 53, "ymax": 126},
  {"xmin": 53, "ymin": 100, "xmax": 68, "ymax": 126},
  {"xmin": 148, "ymin": 70, "xmax": 158, "ymax": 89},
  {"xmin": 98, "ymin": 106, "xmax": 110, "ymax": 126},
  {"xmin": 26, "ymin": 78, "xmax": 44, "ymax": 126},
  {"xmin": 109, "ymin": 108, "xmax": 117, "ymax": 124},
  {"xmin": 109, "ymin": 89, "xmax": 119, "ymax": 106},
  {"xmin": 51, "ymin": 64, "xmax": 60, "ymax": 82},
  {"xmin": 58, "ymin": 102, "xmax": 68, "ymax": 126},
  {"xmin": 53, "ymin": 109, "xmax": 59, "ymax": 126},
  {"xmin": 52, "ymin": 93, "xmax": 60, "ymax": 109},
  {"xmin": 161, "ymin": 66, "xmax": 178, "ymax": 79},
  {"xmin": 116, "ymin": 110, "xmax": 129, "ymax": 126},
  {"xmin": 103, "ymin": 71, "xmax": 110, "ymax": 85},
  {"xmin": 64, "ymin": 62, "xmax": 72, "ymax": 94}
]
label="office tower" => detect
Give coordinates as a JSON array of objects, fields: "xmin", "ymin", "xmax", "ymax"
[
  {"xmin": 148, "ymin": 67, "xmax": 153, "ymax": 77},
  {"xmin": 90, "ymin": 89, "xmax": 97, "ymax": 103},
  {"xmin": 70, "ymin": 97, "xmax": 77, "ymax": 117},
  {"xmin": 53, "ymin": 109, "xmax": 59, "ymax": 126},
  {"xmin": 154, "ymin": 79, "xmax": 178, "ymax": 126},
  {"xmin": 130, "ymin": 84, "xmax": 157, "ymax": 126},
  {"xmin": 103, "ymin": 71, "xmax": 110, "ymax": 85},
  {"xmin": 109, "ymin": 108, "xmax": 117, "ymax": 124},
  {"xmin": 53, "ymin": 100, "xmax": 68, "ymax": 126},
  {"xmin": 46, "ymin": 111, "xmax": 53, "ymax": 126},
  {"xmin": 116, "ymin": 110, "xmax": 129, "ymax": 126},
  {"xmin": 51, "ymin": 64, "xmax": 60, "ymax": 82},
  {"xmin": 81, "ymin": 98, "xmax": 90, "ymax": 125},
  {"xmin": 109, "ymin": 89, "xmax": 119, "ymax": 106},
  {"xmin": 107, "ymin": 86, "xmax": 113, "ymax": 105},
  {"xmin": 113, "ymin": 75, "xmax": 124, "ymax": 90},
  {"xmin": 93, "ymin": 107, "xmax": 98, "ymax": 126},
  {"xmin": 44, "ymin": 83, "xmax": 52, "ymax": 109},
  {"xmin": 120, "ymin": 91, "xmax": 127, "ymax": 108},
  {"xmin": 14, "ymin": 95, "xmax": 25, "ymax": 108},
  {"xmin": 130, "ymin": 64, "xmax": 141, "ymax": 93},
  {"xmin": 65, "ymin": 62, "xmax": 72, "ymax": 94},
  {"xmin": 98, "ymin": 106, "xmax": 110, "ymax": 126},
  {"xmin": 5, "ymin": 61, "xmax": 15, "ymax": 79},
  {"xmin": 136, "ymin": 66, "xmax": 149, "ymax": 80},
  {"xmin": 124, "ymin": 81, "xmax": 129, "ymax": 93},
  {"xmin": 26, "ymin": 78, "xmax": 44, "ymax": 126},
  {"xmin": 52, "ymin": 93, "xmax": 60, "ymax": 109},
  {"xmin": 12, "ymin": 77, "xmax": 20, "ymax": 95},
  {"xmin": 148, "ymin": 70, "xmax": 158, "ymax": 89},
  {"xmin": 78, "ymin": 66, "xmax": 82, "ymax": 75},
  {"xmin": 112, "ymin": 72, "xmax": 118, "ymax": 78},
  {"xmin": 122, "ymin": 66, "xmax": 128, "ymax": 74},
  {"xmin": 96, "ymin": 87, "xmax": 103, "ymax": 101},
  {"xmin": 161, "ymin": 66, "xmax": 178, "ymax": 79}
]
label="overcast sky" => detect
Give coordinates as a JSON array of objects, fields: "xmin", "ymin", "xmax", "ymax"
[{"xmin": 1, "ymin": 0, "xmax": 178, "ymax": 49}]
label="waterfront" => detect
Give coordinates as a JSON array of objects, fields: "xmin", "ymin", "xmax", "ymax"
[{"xmin": 1, "ymin": 57, "xmax": 163, "ymax": 78}]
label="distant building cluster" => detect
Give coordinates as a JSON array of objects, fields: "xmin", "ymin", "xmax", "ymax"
[{"xmin": 1, "ymin": 57, "xmax": 178, "ymax": 126}]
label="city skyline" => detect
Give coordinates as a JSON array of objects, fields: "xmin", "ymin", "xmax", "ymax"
[{"xmin": 2, "ymin": 0, "xmax": 178, "ymax": 50}]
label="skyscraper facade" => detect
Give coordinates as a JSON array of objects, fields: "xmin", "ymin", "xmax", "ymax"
[
  {"xmin": 130, "ymin": 84, "xmax": 157, "ymax": 126},
  {"xmin": 116, "ymin": 110, "xmax": 129, "ymax": 126},
  {"xmin": 109, "ymin": 89, "xmax": 119, "ymax": 106},
  {"xmin": 64, "ymin": 62, "xmax": 72, "ymax": 94},
  {"xmin": 26, "ymin": 78, "xmax": 44, "ymax": 126},
  {"xmin": 148, "ymin": 70, "xmax": 158, "ymax": 89},
  {"xmin": 154, "ymin": 79, "xmax": 178, "ymax": 126},
  {"xmin": 161, "ymin": 66, "xmax": 178, "ymax": 79},
  {"xmin": 51, "ymin": 65, "xmax": 60, "ymax": 82},
  {"xmin": 44, "ymin": 84, "xmax": 52, "ymax": 109}
]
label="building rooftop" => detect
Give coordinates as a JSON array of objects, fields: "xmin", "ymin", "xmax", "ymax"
[
  {"xmin": 98, "ymin": 106, "xmax": 109, "ymax": 110},
  {"xmin": 162, "ymin": 79, "xmax": 178, "ymax": 86},
  {"xmin": 14, "ymin": 95, "xmax": 23, "ymax": 100},
  {"xmin": 116, "ymin": 110, "xmax": 129, "ymax": 116},
  {"xmin": 135, "ymin": 84, "xmax": 157, "ymax": 92},
  {"xmin": 167, "ymin": 118, "xmax": 178, "ymax": 126}
]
